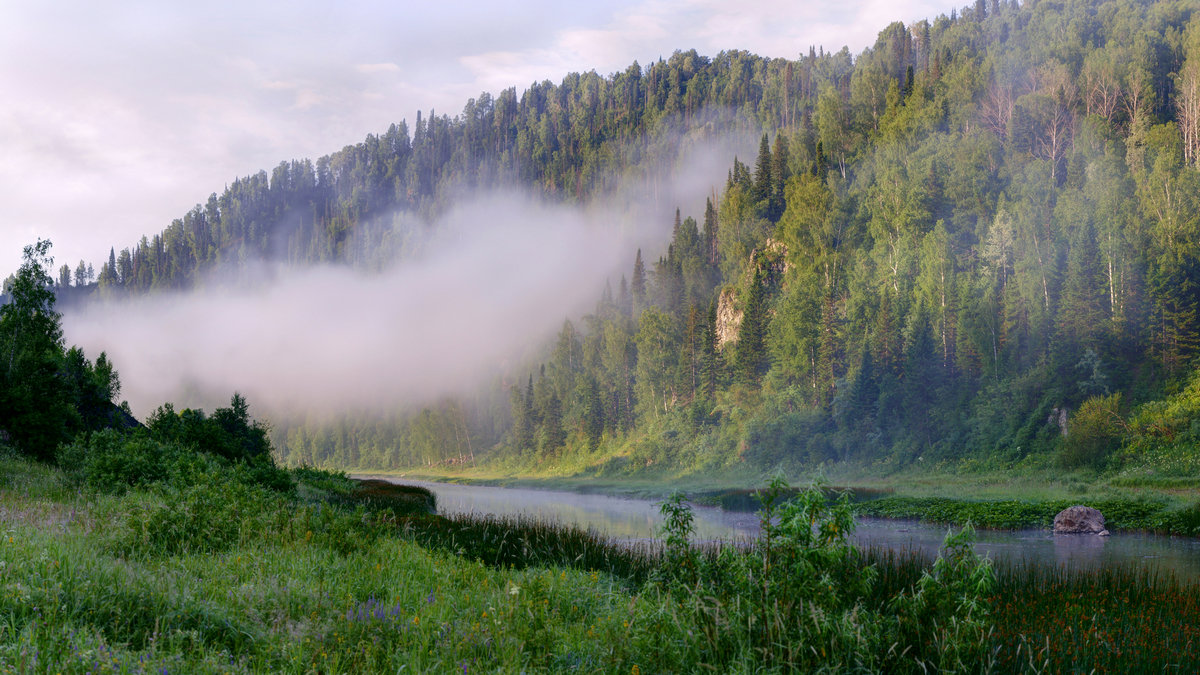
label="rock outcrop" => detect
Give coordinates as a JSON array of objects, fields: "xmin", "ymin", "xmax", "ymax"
[
  {"xmin": 1053, "ymin": 505, "xmax": 1109, "ymax": 536},
  {"xmin": 715, "ymin": 239, "xmax": 792, "ymax": 351},
  {"xmin": 716, "ymin": 288, "xmax": 742, "ymax": 349}
]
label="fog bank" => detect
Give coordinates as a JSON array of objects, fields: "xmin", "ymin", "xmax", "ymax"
[
  {"xmin": 63, "ymin": 195, "xmax": 629, "ymax": 418},
  {"xmin": 61, "ymin": 120, "xmax": 754, "ymax": 421}
]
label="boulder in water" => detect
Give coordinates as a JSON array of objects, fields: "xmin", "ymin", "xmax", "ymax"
[{"xmin": 1053, "ymin": 505, "xmax": 1108, "ymax": 535}]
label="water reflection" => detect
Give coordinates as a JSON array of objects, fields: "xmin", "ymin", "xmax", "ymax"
[
  {"xmin": 394, "ymin": 480, "xmax": 759, "ymax": 541},
  {"xmin": 1052, "ymin": 531, "xmax": 1107, "ymax": 568},
  {"xmin": 851, "ymin": 516, "xmax": 1200, "ymax": 577},
  {"xmin": 376, "ymin": 478, "xmax": 1200, "ymax": 578}
]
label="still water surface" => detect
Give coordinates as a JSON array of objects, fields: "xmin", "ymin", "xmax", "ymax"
[{"xmin": 381, "ymin": 479, "xmax": 1200, "ymax": 578}]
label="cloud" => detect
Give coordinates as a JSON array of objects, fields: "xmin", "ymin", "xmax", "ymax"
[{"xmin": 355, "ymin": 63, "xmax": 402, "ymax": 74}]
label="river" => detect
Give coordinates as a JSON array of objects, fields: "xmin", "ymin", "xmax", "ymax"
[{"xmin": 373, "ymin": 478, "xmax": 1200, "ymax": 577}]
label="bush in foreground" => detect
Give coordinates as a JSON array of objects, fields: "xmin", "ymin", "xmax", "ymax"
[{"xmin": 654, "ymin": 477, "xmax": 996, "ymax": 672}]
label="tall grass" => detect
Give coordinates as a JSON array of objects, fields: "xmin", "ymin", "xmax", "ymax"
[
  {"xmin": 2, "ymin": 449, "xmax": 1199, "ymax": 673},
  {"xmin": 991, "ymin": 562, "xmax": 1200, "ymax": 673},
  {"xmin": 398, "ymin": 513, "xmax": 661, "ymax": 583}
]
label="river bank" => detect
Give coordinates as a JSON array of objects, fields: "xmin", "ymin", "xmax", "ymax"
[
  {"xmin": 355, "ymin": 464, "xmax": 1200, "ymax": 537},
  {"xmin": 363, "ymin": 476, "xmax": 1200, "ymax": 578}
]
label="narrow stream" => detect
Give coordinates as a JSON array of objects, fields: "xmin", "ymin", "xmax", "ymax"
[{"xmin": 376, "ymin": 478, "xmax": 1200, "ymax": 577}]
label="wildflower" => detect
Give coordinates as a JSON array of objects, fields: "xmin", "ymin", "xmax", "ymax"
[{"xmin": 508, "ymin": 585, "xmax": 520, "ymax": 596}]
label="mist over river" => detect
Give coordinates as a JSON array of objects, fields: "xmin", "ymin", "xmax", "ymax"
[{"xmin": 370, "ymin": 478, "xmax": 1200, "ymax": 578}]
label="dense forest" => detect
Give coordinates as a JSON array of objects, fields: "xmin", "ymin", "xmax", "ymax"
[{"xmin": 16, "ymin": 0, "xmax": 1200, "ymax": 478}]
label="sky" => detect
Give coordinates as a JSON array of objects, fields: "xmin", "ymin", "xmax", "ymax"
[{"xmin": 0, "ymin": 0, "xmax": 956, "ymax": 277}]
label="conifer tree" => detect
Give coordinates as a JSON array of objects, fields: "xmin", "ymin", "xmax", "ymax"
[
  {"xmin": 769, "ymin": 135, "xmax": 790, "ymax": 221},
  {"xmin": 580, "ymin": 376, "xmax": 604, "ymax": 449},
  {"xmin": 700, "ymin": 300, "xmax": 722, "ymax": 399},
  {"xmin": 703, "ymin": 197, "xmax": 719, "ymax": 266},
  {"xmin": 736, "ymin": 268, "xmax": 768, "ymax": 385},
  {"xmin": 752, "ymin": 134, "xmax": 773, "ymax": 217},
  {"xmin": 540, "ymin": 391, "xmax": 565, "ymax": 452},
  {"xmin": 631, "ymin": 249, "xmax": 647, "ymax": 314},
  {"xmin": 1060, "ymin": 218, "xmax": 1106, "ymax": 350},
  {"xmin": 618, "ymin": 276, "xmax": 632, "ymax": 317}
]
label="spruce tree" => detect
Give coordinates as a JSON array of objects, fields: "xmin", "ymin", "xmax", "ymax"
[
  {"xmin": 581, "ymin": 376, "xmax": 604, "ymax": 449},
  {"xmin": 540, "ymin": 392, "xmax": 565, "ymax": 452},
  {"xmin": 631, "ymin": 249, "xmax": 647, "ymax": 314},
  {"xmin": 700, "ymin": 300, "xmax": 722, "ymax": 399},
  {"xmin": 703, "ymin": 197, "xmax": 719, "ymax": 266},
  {"xmin": 752, "ymin": 134, "xmax": 773, "ymax": 217},
  {"xmin": 736, "ymin": 268, "xmax": 768, "ymax": 385},
  {"xmin": 769, "ymin": 135, "xmax": 790, "ymax": 222},
  {"xmin": 618, "ymin": 276, "xmax": 632, "ymax": 317},
  {"xmin": 1060, "ymin": 218, "xmax": 1106, "ymax": 350}
]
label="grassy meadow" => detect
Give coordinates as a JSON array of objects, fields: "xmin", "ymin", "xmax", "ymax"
[{"xmin": 2, "ymin": 443, "xmax": 1200, "ymax": 673}]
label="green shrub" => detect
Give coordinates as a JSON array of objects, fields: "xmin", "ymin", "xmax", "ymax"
[
  {"xmin": 1060, "ymin": 393, "xmax": 1125, "ymax": 469},
  {"xmin": 743, "ymin": 408, "xmax": 836, "ymax": 468},
  {"xmin": 226, "ymin": 453, "xmax": 295, "ymax": 494},
  {"xmin": 1156, "ymin": 501, "xmax": 1200, "ymax": 536},
  {"xmin": 889, "ymin": 525, "xmax": 996, "ymax": 671},
  {"xmin": 58, "ymin": 428, "xmax": 294, "ymax": 495},
  {"xmin": 286, "ymin": 502, "xmax": 384, "ymax": 555},
  {"xmin": 654, "ymin": 477, "xmax": 996, "ymax": 672},
  {"xmin": 657, "ymin": 491, "xmax": 697, "ymax": 584},
  {"xmin": 57, "ymin": 429, "xmax": 213, "ymax": 493},
  {"xmin": 293, "ymin": 465, "xmax": 359, "ymax": 498},
  {"xmin": 113, "ymin": 473, "xmax": 285, "ymax": 557},
  {"xmin": 147, "ymin": 394, "xmax": 271, "ymax": 463}
]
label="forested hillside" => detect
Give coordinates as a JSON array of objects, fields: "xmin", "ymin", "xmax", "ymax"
[
  {"xmin": 32, "ymin": 0, "xmax": 1200, "ymax": 478},
  {"xmin": 46, "ymin": 50, "xmax": 793, "ymax": 295}
]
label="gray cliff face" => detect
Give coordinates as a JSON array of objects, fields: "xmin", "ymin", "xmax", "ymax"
[
  {"xmin": 716, "ymin": 287, "xmax": 742, "ymax": 350},
  {"xmin": 714, "ymin": 239, "xmax": 790, "ymax": 351}
]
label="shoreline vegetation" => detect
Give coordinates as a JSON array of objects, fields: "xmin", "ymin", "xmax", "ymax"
[
  {"xmin": 3, "ymin": 448, "xmax": 1200, "ymax": 672},
  {"xmin": 357, "ymin": 466, "xmax": 1200, "ymax": 537}
]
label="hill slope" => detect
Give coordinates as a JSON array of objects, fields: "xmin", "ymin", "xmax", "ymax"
[{"xmin": 43, "ymin": 0, "xmax": 1200, "ymax": 480}]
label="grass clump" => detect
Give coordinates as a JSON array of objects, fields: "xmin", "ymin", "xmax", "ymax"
[
  {"xmin": 991, "ymin": 564, "xmax": 1200, "ymax": 672},
  {"xmin": 652, "ymin": 477, "xmax": 996, "ymax": 672},
  {"xmin": 294, "ymin": 469, "xmax": 436, "ymax": 516},
  {"xmin": 399, "ymin": 513, "xmax": 659, "ymax": 583}
]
